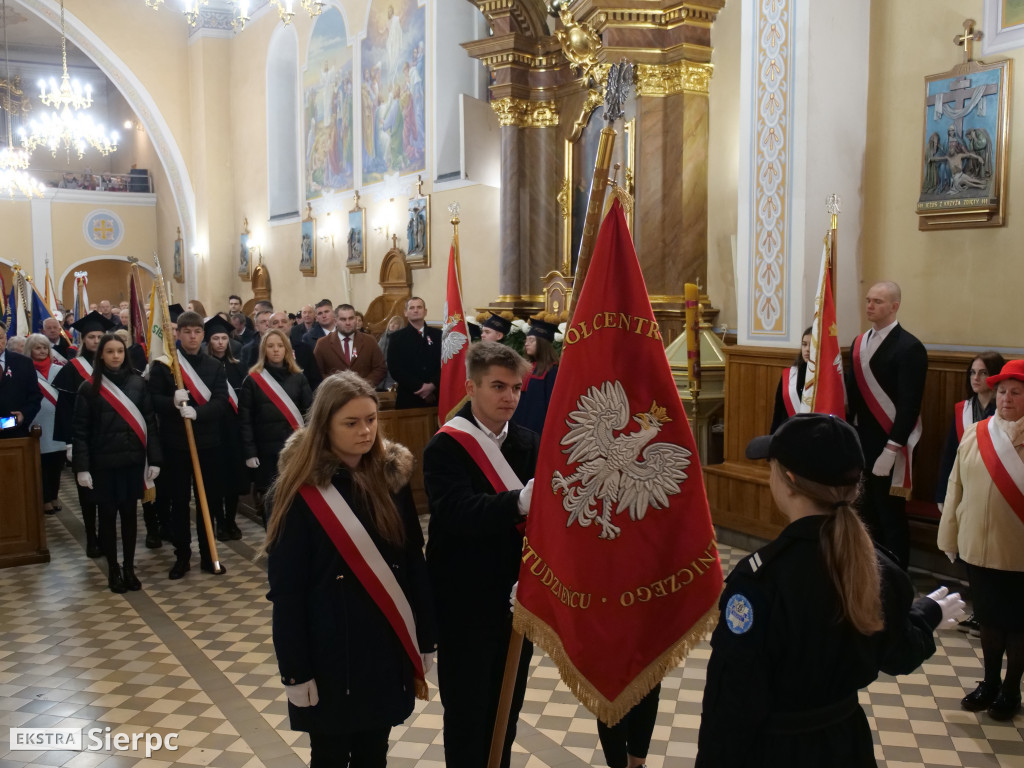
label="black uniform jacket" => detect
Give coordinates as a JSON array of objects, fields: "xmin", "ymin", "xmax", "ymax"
[
  {"xmin": 386, "ymin": 324, "xmax": 442, "ymax": 409},
  {"xmin": 0, "ymin": 351, "xmax": 42, "ymax": 437},
  {"xmin": 148, "ymin": 350, "xmax": 228, "ymax": 452},
  {"xmin": 696, "ymin": 515, "xmax": 941, "ymax": 768},
  {"xmin": 845, "ymin": 324, "xmax": 928, "ymax": 461},
  {"xmin": 211, "ymin": 354, "xmax": 249, "ymax": 495},
  {"xmin": 52, "ymin": 350, "xmax": 93, "ymax": 443},
  {"xmin": 72, "ymin": 368, "xmax": 161, "ymax": 472},
  {"xmin": 267, "ymin": 440, "xmax": 435, "ymax": 734},
  {"xmin": 423, "ymin": 403, "xmax": 539, "ymax": 642},
  {"xmin": 238, "ymin": 364, "xmax": 313, "ymax": 461}
]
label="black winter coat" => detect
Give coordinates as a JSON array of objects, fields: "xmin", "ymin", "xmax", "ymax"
[
  {"xmin": 386, "ymin": 324, "xmax": 442, "ymax": 409},
  {"xmin": 239, "ymin": 364, "xmax": 313, "ymax": 462},
  {"xmin": 423, "ymin": 403, "xmax": 539, "ymax": 643},
  {"xmin": 211, "ymin": 354, "xmax": 249, "ymax": 496},
  {"xmin": 52, "ymin": 351, "xmax": 94, "ymax": 443},
  {"xmin": 267, "ymin": 440, "xmax": 435, "ymax": 734},
  {"xmin": 72, "ymin": 368, "xmax": 162, "ymax": 472},
  {"xmin": 148, "ymin": 350, "xmax": 227, "ymax": 452},
  {"xmin": 696, "ymin": 515, "xmax": 942, "ymax": 767}
]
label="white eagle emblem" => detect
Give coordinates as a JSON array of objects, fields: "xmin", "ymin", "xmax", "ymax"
[
  {"xmin": 551, "ymin": 380, "xmax": 692, "ymax": 540},
  {"xmin": 440, "ymin": 301, "xmax": 468, "ymax": 364}
]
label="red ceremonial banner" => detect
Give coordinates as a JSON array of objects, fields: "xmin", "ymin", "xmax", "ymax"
[
  {"xmin": 128, "ymin": 270, "xmax": 148, "ymax": 356},
  {"xmin": 513, "ymin": 201, "xmax": 723, "ymax": 725},
  {"xmin": 438, "ymin": 240, "xmax": 470, "ymax": 423},
  {"xmin": 810, "ymin": 261, "xmax": 845, "ymax": 417}
]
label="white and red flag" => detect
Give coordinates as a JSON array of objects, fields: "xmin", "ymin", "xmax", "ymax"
[
  {"xmin": 513, "ymin": 200, "xmax": 722, "ymax": 725},
  {"xmin": 801, "ymin": 233, "xmax": 846, "ymax": 418},
  {"xmin": 438, "ymin": 235, "xmax": 469, "ymax": 423}
]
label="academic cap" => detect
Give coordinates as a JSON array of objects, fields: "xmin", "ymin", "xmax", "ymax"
[
  {"xmin": 70, "ymin": 311, "xmax": 116, "ymax": 336},
  {"xmin": 204, "ymin": 315, "xmax": 234, "ymax": 340}
]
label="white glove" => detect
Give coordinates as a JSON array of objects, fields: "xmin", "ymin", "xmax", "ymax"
[
  {"xmin": 246, "ymin": 457, "xmax": 260, "ymax": 469},
  {"xmin": 927, "ymin": 586, "xmax": 966, "ymax": 629},
  {"xmin": 146, "ymin": 466, "xmax": 161, "ymax": 482},
  {"xmin": 284, "ymin": 679, "xmax": 319, "ymax": 707},
  {"xmin": 945, "ymin": 551, "xmax": 957, "ymax": 564},
  {"xmin": 65, "ymin": 444, "xmax": 72, "ymax": 461},
  {"xmin": 178, "ymin": 404, "xmax": 197, "ymax": 421},
  {"xmin": 173, "ymin": 389, "xmax": 189, "ymax": 407},
  {"xmin": 937, "ymin": 502, "xmax": 944, "ymax": 514},
  {"xmin": 871, "ymin": 447, "xmax": 898, "ymax": 477},
  {"xmin": 509, "ymin": 580, "xmax": 518, "ymax": 613},
  {"xmin": 421, "ymin": 652, "xmax": 434, "ymax": 674},
  {"xmin": 517, "ymin": 479, "xmax": 534, "ymax": 516},
  {"xmin": 76, "ymin": 471, "xmax": 93, "ymax": 489}
]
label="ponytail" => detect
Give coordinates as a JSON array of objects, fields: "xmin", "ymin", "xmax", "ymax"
[{"xmin": 771, "ymin": 461, "xmax": 883, "ymax": 635}]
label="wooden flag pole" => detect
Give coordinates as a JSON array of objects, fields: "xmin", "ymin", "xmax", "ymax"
[
  {"xmin": 826, "ymin": 193, "xmax": 840, "ymax": 303},
  {"xmin": 151, "ymin": 252, "xmax": 224, "ymax": 574}
]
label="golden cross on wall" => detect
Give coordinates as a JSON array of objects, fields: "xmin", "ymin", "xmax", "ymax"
[
  {"xmin": 93, "ymin": 219, "xmax": 113, "ymax": 240},
  {"xmin": 955, "ymin": 19, "xmax": 983, "ymax": 64}
]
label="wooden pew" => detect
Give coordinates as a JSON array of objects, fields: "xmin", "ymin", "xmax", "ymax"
[
  {"xmin": 0, "ymin": 426, "xmax": 50, "ymax": 568},
  {"xmin": 379, "ymin": 404, "xmax": 438, "ymax": 515}
]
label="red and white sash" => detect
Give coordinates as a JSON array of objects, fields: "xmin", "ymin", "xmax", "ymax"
[
  {"xmin": 783, "ymin": 365, "xmax": 807, "ymax": 418},
  {"xmin": 437, "ymin": 416, "xmax": 524, "ymax": 493},
  {"xmin": 177, "ymin": 355, "xmax": 212, "ymax": 405},
  {"xmin": 99, "ymin": 377, "xmax": 154, "ymax": 489},
  {"xmin": 226, "ymin": 380, "xmax": 239, "ymax": 414},
  {"xmin": 299, "ymin": 483, "xmax": 428, "ymax": 698},
  {"xmin": 954, "ymin": 399, "xmax": 972, "ymax": 442},
  {"xmin": 37, "ymin": 373, "xmax": 59, "ymax": 407},
  {"xmin": 976, "ymin": 417, "xmax": 1024, "ymax": 526},
  {"xmin": 852, "ymin": 332, "xmax": 922, "ymax": 494},
  {"xmin": 251, "ymin": 370, "xmax": 303, "ymax": 431},
  {"xmin": 70, "ymin": 357, "xmax": 93, "ymax": 382}
]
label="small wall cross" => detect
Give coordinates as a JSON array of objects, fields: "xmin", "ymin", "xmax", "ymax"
[{"xmin": 955, "ymin": 19, "xmax": 983, "ymax": 64}]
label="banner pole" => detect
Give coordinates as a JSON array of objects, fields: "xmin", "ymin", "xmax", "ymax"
[{"xmin": 151, "ymin": 251, "xmax": 224, "ymax": 574}]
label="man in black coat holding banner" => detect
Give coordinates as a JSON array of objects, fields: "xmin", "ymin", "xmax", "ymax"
[
  {"xmin": 148, "ymin": 310, "xmax": 228, "ymax": 579},
  {"xmin": 423, "ymin": 342, "xmax": 538, "ymax": 768}
]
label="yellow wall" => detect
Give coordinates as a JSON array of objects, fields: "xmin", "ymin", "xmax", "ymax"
[
  {"xmin": 864, "ymin": 0, "xmax": 1024, "ymax": 348},
  {"xmin": 0, "ymin": 201, "xmax": 33, "ymax": 266}
]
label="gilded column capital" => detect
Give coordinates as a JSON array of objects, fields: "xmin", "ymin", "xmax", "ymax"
[
  {"xmin": 635, "ymin": 61, "xmax": 713, "ymax": 97},
  {"xmin": 491, "ymin": 97, "xmax": 560, "ymax": 127}
]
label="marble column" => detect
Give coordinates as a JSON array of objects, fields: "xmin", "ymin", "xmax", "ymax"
[{"xmin": 499, "ymin": 125, "xmax": 522, "ymax": 299}]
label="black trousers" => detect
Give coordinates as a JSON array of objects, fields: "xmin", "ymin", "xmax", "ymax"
[
  {"xmin": 164, "ymin": 446, "xmax": 223, "ymax": 565},
  {"xmin": 860, "ymin": 473, "xmax": 909, "ymax": 569},
  {"xmin": 40, "ymin": 450, "xmax": 64, "ymax": 503},
  {"xmin": 77, "ymin": 482, "xmax": 98, "ymax": 544},
  {"xmin": 98, "ymin": 501, "xmax": 138, "ymax": 565},
  {"xmin": 597, "ymin": 684, "xmax": 661, "ymax": 768},
  {"xmin": 437, "ymin": 627, "xmax": 533, "ymax": 768},
  {"xmin": 308, "ymin": 727, "xmax": 390, "ymax": 768}
]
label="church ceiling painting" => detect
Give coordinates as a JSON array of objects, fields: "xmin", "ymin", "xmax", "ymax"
[
  {"xmin": 749, "ymin": 0, "xmax": 793, "ymax": 337},
  {"xmin": 361, "ymin": 0, "xmax": 426, "ymax": 186},
  {"xmin": 304, "ymin": 8, "xmax": 354, "ymax": 200}
]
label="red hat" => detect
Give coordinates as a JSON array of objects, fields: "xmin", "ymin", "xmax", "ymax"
[{"xmin": 987, "ymin": 358, "xmax": 1024, "ymax": 388}]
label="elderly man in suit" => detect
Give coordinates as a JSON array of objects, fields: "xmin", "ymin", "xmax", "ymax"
[
  {"xmin": 314, "ymin": 304, "xmax": 386, "ymax": 386},
  {"xmin": 846, "ymin": 281, "xmax": 928, "ymax": 569},
  {"xmin": 0, "ymin": 321, "xmax": 42, "ymax": 439}
]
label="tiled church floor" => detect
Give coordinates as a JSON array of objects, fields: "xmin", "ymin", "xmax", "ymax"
[{"xmin": 2, "ymin": 476, "xmax": 1024, "ymax": 767}]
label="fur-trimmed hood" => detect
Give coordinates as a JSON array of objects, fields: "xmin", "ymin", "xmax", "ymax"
[{"xmin": 280, "ymin": 431, "xmax": 414, "ymax": 492}]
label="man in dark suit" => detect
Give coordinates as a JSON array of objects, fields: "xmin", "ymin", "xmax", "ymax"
[
  {"xmin": 423, "ymin": 342, "xmax": 536, "ymax": 768},
  {"xmin": 301, "ymin": 299, "xmax": 335, "ymax": 347},
  {"xmin": 238, "ymin": 309, "xmax": 272, "ymax": 372},
  {"xmin": 846, "ymin": 280, "xmax": 928, "ymax": 569},
  {"xmin": 386, "ymin": 296, "xmax": 442, "ymax": 409},
  {"xmin": 0, "ymin": 321, "xmax": 42, "ymax": 439},
  {"xmin": 314, "ymin": 304, "xmax": 386, "ymax": 386},
  {"xmin": 289, "ymin": 304, "xmax": 316, "ymax": 348},
  {"xmin": 42, "ymin": 317, "xmax": 73, "ymax": 362}
]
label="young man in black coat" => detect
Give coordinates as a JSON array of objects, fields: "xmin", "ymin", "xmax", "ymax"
[
  {"xmin": 846, "ymin": 281, "xmax": 928, "ymax": 569},
  {"xmin": 423, "ymin": 342, "xmax": 538, "ymax": 768},
  {"xmin": 0, "ymin": 320, "xmax": 43, "ymax": 439},
  {"xmin": 387, "ymin": 296, "xmax": 442, "ymax": 409},
  {"xmin": 148, "ymin": 310, "xmax": 229, "ymax": 579}
]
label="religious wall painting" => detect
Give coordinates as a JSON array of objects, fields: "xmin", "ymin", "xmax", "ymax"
[
  {"xmin": 406, "ymin": 193, "xmax": 429, "ymax": 268},
  {"xmin": 301, "ymin": 205, "xmax": 317, "ymax": 276},
  {"xmin": 360, "ymin": 0, "xmax": 426, "ymax": 186},
  {"xmin": 173, "ymin": 227, "xmax": 184, "ymax": 284},
  {"xmin": 304, "ymin": 7, "xmax": 354, "ymax": 200},
  {"xmin": 917, "ymin": 57, "xmax": 1011, "ymax": 229},
  {"xmin": 347, "ymin": 198, "xmax": 366, "ymax": 274},
  {"xmin": 239, "ymin": 218, "xmax": 251, "ymax": 281}
]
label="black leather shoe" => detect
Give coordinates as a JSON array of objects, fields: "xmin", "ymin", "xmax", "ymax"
[
  {"xmin": 226, "ymin": 521, "xmax": 243, "ymax": 541},
  {"xmin": 168, "ymin": 557, "xmax": 190, "ymax": 580},
  {"xmin": 86, "ymin": 540, "xmax": 103, "ymax": 558},
  {"xmin": 200, "ymin": 562, "xmax": 227, "ymax": 576},
  {"xmin": 107, "ymin": 564, "xmax": 127, "ymax": 594},
  {"xmin": 215, "ymin": 522, "xmax": 230, "ymax": 543},
  {"xmin": 962, "ymin": 681, "xmax": 1000, "ymax": 712},
  {"xmin": 988, "ymin": 691, "xmax": 1022, "ymax": 721},
  {"xmin": 122, "ymin": 565, "xmax": 142, "ymax": 591}
]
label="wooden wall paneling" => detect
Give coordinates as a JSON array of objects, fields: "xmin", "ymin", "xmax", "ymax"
[
  {"xmin": 378, "ymin": 406, "xmax": 439, "ymax": 515},
  {"xmin": 0, "ymin": 429, "xmax": 50, "ymax": 568}
]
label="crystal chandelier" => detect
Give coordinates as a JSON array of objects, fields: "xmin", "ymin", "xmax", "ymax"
[
  {"xmin": 183, "ymin": 0, "xmax": 208, "ymax": 27},
  {"xmin": 271, "ymin": 1, "xmax": 325, "ymax": 25},
  {"xmin": 19, "ymin": 0, "xmax": 118, "ymax": 161},
  {"xmin": 0, "ymin": 0, "xmax": 42, "ymax": 196}
]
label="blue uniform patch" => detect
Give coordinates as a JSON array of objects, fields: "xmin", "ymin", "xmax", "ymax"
[{"xmin": 725, "ymin": 593, "xmax": 754, "ymax": 634}]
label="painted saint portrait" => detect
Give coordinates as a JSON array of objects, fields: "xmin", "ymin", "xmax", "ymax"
[
  {"xmin": 304, "ymin": 8, "xmax": 354, "ymax": 200},
  {"xmin": 360, "ymin": 0, "xmax": 426, "ymax": 186},
  {"xmin": 347, "ymin": 207, "xmax": 366, "ymax": 273}
]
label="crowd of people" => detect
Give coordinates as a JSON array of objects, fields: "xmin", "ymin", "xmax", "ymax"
[{"xmin": 2, "ymin": 278, "xmax": 1016, "ymax": 765}]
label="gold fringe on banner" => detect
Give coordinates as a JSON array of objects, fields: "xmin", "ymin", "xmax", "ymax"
[{"xmin": 512, "ymin": 603, "xmax": 720, "ymax": 726}]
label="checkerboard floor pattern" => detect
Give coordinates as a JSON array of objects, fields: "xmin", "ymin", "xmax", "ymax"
[{"xmin": 0, "ymin": 472, "xmax": 1022, "ymax": 767}]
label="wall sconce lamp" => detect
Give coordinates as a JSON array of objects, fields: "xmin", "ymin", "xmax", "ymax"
[
  {"xmin": 122, "ymin": 119, "xmax": 144, "ymax": 133},
  {"xmin": 319, "ymin": 211, "xmax": 335, "ymax": 249},
  {"xmin": 248, "ymin": 238, "xmax": 263, "ymax": 266}
]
